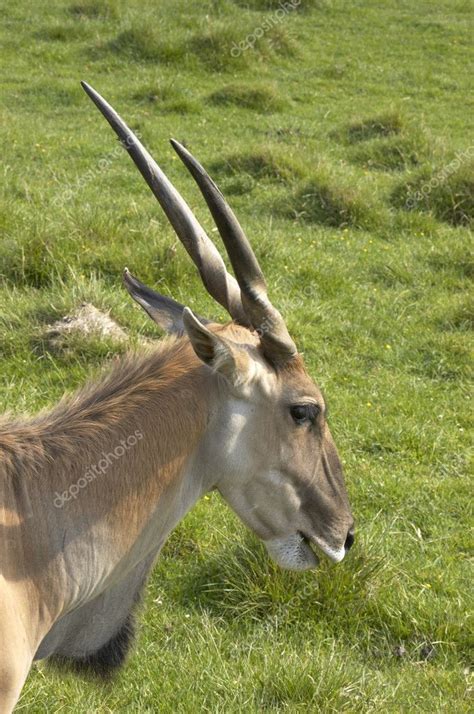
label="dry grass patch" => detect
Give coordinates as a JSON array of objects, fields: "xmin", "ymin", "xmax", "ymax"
[{"xmin": 45, "ymin": 303, "xmax": 127, "ymax": 345}]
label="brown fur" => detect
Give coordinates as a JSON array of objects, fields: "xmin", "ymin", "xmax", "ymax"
[
  {"xmin": 0, "ymin": 336, "xmax": 200, "ymax": 481},
  {"xmin": 0, "ymin": 331, "xmax": 220, "ymax": 712}
]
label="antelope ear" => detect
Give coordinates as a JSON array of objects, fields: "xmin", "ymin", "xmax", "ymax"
[
  {"xmin": 124, "ymin": 269, "xmax": 210, "ymax": 335},
  {"xmin": 183, "ymin": 307, "xmax": 249, "ymax": 384}
]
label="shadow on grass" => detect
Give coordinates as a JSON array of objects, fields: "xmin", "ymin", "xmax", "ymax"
[
  {"xmin": 155, "ymin": 528, "xmax": 470, "ymax": 663},
  {"xmin": 163, "ymin": 534, "xmax": 386, "ymax": 633}
]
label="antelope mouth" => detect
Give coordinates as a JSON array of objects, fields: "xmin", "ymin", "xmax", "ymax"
[
  {"xmin": 298, "ymin": 531, "xmax": 316, "ymax": 553},
  {"xmin": 298, "ymin": 531, "xmax": 320, "ymax": 567},
  {"xmin": 298, "ymin": 531, "xmax": 346, "ymax": 564}
]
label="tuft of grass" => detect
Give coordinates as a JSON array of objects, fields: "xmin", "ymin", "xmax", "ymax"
[
  {"xmin": 108, "ymin": 19, "xmax": 296, "ymax": 71},
  {"xmin": 68, "ymin": 0, "xmax": 118, "ymax": 19},
  {"xmin": 210, "ymin": 149, "xmax": 304, "ymax": 187},
  {"xmin": 191, "ymin": 22, "xmax": 297, "ymax": 70},
  {"xmin": 391, "ymin": 157, "xmax": 474, "ymax": 226},
  {"xmin": 262, "ymin": 23, "xmax": 298, "ymax": 56},
  {"xmin": 332, "ymin": 110, "xmax": 405, "ymax": 144},
  {"xmin": 283, "ymin": 166, "xmax": 385, "ymax": 229},
  {"xmin": 189, "ymin": 23, "xmax": 249, "ymax": 71},
  {"xmin": 132, "ymin": 83, "xmax": 201, "ymax": 115},
  {"xmin": 348, "ymin": 127, "xmax": 434, "ymax": 171},
  {"xmin": 108, "ymin": 24, "xmax": 185, "ymax": 64},
  {"xmin": 208, "ymin": 83, "xmax": 287, "ymax": 112}
]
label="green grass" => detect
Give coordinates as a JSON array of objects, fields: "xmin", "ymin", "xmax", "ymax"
[
  {"xmin": 0, "ymin": 0, "xmax": 472, "ymax": 711},
  {"xmin": 392, "ymin": 157, "xmax": 474, "ymax": 226},
  {"xmin": 208, "ymin": 82, "xmax": 287, "ymax": 112}
]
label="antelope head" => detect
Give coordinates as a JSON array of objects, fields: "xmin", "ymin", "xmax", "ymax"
[{"xmin": 82, "ymin": 82, "xmax": 354, "ymax": 570}]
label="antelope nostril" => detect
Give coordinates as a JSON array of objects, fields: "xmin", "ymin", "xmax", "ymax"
[{"xmin": 344, "ymin": 529, "xmax": 355, "ymax": 551}]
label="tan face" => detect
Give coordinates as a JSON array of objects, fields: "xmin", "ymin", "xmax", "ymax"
[{"xmin": 185, "ymin": 316, "xmax": 354, "ymax": 571}]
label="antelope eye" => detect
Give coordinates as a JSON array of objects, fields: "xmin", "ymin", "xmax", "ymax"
[{"xmin": 290, "ymin": 403, "xmax": 320, "ymax": 425}]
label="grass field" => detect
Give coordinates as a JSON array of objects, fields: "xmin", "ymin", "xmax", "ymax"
[{"xmin": 1, "ymin": 0, "xmax": 473, "ymax": 711}]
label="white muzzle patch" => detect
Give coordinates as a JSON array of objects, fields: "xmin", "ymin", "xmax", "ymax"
[
  {"xmin": 264, "ymin": 533, "xmax": 319, "ymax": 571},
  {"xmin": 312, "ymin": 537, "xmax": 346, "ymax": 563}
]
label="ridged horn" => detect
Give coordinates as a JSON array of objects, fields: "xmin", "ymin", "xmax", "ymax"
[
  {"xmin": 81, "ymin": 81, "xmax": 250, "ymax": 327},
  {"xmin": 170, "ymin": 139, "xmax": 297, "ymax": 365}
]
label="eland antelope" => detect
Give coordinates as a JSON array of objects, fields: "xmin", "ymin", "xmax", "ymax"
[{"xmin": 0, "ymin": 82, "xmax": 354, "ymax": 712}]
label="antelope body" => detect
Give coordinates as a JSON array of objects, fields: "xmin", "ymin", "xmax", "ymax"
[{"xmin": 0, "ymin": 83, "xmax": 354, "ymax": 712}]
